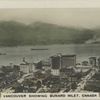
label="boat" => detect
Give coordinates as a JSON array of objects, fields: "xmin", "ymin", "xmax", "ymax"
[
  {"xmin": 0, "ymin": 53, "xmax": 7, "ymax": 55},
  {"xmin": 31, "ymin": 48, "xmax": 48, "ymax": 51}
]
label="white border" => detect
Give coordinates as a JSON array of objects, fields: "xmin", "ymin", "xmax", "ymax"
[
  {"xmin": 0, "ymin": 0, "xmax": 100, "ymax": 8},
  {"xmin": 0, "ymin": 0, "xmax": 100, "ymax": 100}
]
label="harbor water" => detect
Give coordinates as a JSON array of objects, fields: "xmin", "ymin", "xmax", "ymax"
[{"xmin": 0, "ymin": 44, "xmax": 99, "ymax": 66}]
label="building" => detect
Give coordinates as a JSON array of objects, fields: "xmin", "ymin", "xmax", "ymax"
[
  {"xmin": 50, "ymin": 54, "xmax": 61, "ymax": 69},
  {"xmin": 89, "ymin": 57, "xmax": 96, "ymax": 67},
  {"xmin": 98, "ymin": 57, "xmax": 100, "ymax": 69},
  {"xmin": 82, "ymin": 61, "xmax": 88, "ymax": 66},
  {"xmin": 50, "ymin": 54, "xmax": 76, "ymax": 76},
  {"xmin": 41, "ymin": 59, "xmax": 51, "ymax": 71},
  {"xmin": 0, "ymin": 70, "xmax": 4, "ymax": 81},
  {"xmin": 85, "ymin": 80, "xmax": 100, "ymax": 92},
  {"xmin": 50, "ymin": 54, "xmax": 76, "ymax": 69},
  {"xmin": 50, "ymin": 54, "xmax": 61, "ymax": 76},
  {"xmin": 51, "ymin": 69, "xmax": 60, "ymax": 76},
  {"xmin": 61, "ymin": 55, "xmax": 76, "ymax": 68},
  {"xmin": 20, "ymin": 63, "xmax": 36, "ymax": 74},
  {"xmin": 60, "ymin": 67, "xmax": 74, "ymax": 78}
]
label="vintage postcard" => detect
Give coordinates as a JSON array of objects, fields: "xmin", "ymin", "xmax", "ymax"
[{"xmin": 0, "ymin": 7, "xmax": 100, "ymax": 100}]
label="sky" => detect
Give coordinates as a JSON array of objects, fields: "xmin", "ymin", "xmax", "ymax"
[{"xmin": 0, "ymin": 8, "xmax": 100, "ymax": 28}]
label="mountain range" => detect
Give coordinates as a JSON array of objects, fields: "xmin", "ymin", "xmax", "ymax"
[{"xmin": 0, "ymin": 21, "xmax": 97, "ymax": 46}]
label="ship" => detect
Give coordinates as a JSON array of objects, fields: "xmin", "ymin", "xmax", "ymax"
[
  {"xmin": 0, "ymin": 53, "xmax": 7, "ymax": 55},
  {"xmin": 31, "ymin": 48, "xmax": 48, "ymax": 51}
]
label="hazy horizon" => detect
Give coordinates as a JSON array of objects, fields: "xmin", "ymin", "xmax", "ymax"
[{"xmin": 0, "ymin": 8, "xmax": 100, "ymax": 29}]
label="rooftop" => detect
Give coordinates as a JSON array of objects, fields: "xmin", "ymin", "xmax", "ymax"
[{"xmin": 50, "ymin": 54, "xmax": 76, "ymax": 58}]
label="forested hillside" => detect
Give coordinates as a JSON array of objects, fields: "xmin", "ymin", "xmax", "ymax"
[{"xmin": 0, "ymin": 21, "xmax": 95, "ymax": 46}]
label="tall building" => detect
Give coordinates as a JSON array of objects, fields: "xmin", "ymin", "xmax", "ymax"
[
  {"xmin": 50, "ymin": 55, "xmax": 61, "ymax": 69},
  {"xmin": 61, "ymin": 55, "xmax": 76, "ymax": 68},
  {"xmin": 50, "ymin": 54, "xmax": 61, "ymax": 76},
  {"xmin": 98, "ymin": 57, "xmax": 100, "ymax": 69},
  {"xmin": 50, "ymin": 54, "xmax": 76, "ymax": 76},
  {"xmin": 89, "ymin": 57, "xmax": 96, "ymax": 67}
]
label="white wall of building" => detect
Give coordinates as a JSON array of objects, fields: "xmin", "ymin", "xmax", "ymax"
[
  {"xmin": 20, "ymin": 64, "xmax": 30, "ymax": 74},
  {"xmin": 20, "ymin": 63, "xmax": 36, "ymax": 74},
  {"xmin": 51, "ymin": 69, "xmax": 60, "ymax": 76}
]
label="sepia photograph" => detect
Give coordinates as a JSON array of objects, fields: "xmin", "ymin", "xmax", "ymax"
[{"xmin": 0, "ymin": 8, "xmax": 100, "ymax": 93}]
